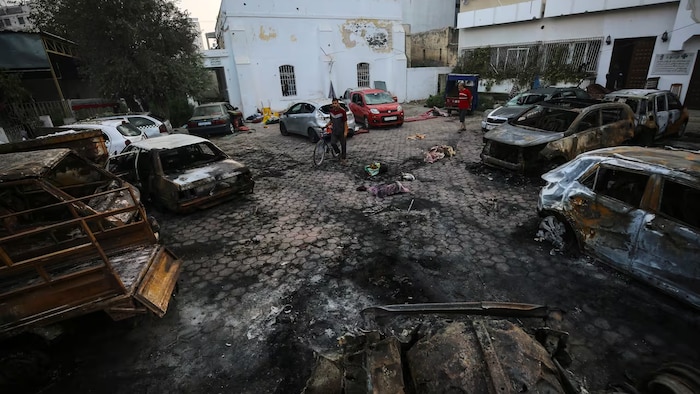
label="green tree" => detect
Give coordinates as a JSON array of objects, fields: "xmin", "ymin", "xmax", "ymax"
[{"xmin": 30, "ymin": 0, "xmax": 209, "ymax": 116}]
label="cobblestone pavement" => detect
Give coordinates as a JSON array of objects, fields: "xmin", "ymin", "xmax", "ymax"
[{"xmin": 44, "ymin": 103, "xmax": 700, "ymax": 394}]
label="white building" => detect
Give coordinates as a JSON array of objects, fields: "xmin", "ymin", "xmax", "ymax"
[
  {"xmin": 207, "ymin": 0, "xmax": 411, "ymax": 116},
  {"xmin": 0, "ymin": 2, "xmax": 33, "ymax": 31},
  {"xmin": 457, "ymin": 0, "xmax": 700, "ymax": 108}
]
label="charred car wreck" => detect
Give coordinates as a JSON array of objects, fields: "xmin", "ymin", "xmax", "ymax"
[
  {"xmin": 537, "ymin": 146, "xmax": 700, "ymax": 309},
  {"xmin": 0, "ymin": 149, "xmax": 182, "ymax": 388},
  {"xmin": 481, "ymin": 99, "xmax": 636, "ymax": 173},
  {"xmin": 108, "ymin": 134, "xmax": 254, "ymax": 212}
]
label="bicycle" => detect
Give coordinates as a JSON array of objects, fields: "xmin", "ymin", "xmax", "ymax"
[{"xmin": 313, "ymin": 126, "xmax": 340, "ymax": 166}]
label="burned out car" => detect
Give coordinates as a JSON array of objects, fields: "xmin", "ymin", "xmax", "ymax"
[
  {"xmin": 537, "ymin": 146, "xmax": 700, "ymax": 309},
  {"xmin": 108, "ymin": 134, "xmax": 254, "ymax": 212},
  {"xmin": 481, "ymin": 99, "xmax": 636, "ymax": 173},
  {"xmin": 604, "ymin": 89, "xmax": 689, "ymax": 145}
]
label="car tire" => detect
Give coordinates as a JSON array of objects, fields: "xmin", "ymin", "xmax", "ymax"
[
  {"xmin": 537, "ymin": 214, "xmax": 578, "ymax": 255},
  {"xmin": 280, "ymin": 123, "xmax": 289, "ymax": 136},
  {"xmin": 228, "ymin": 122, "xmax": 236, "ymax": 134},
  {"xmin": 308, "ymin": 128, "xmax": 320, "ymax": 143},
  {"xmin": 362, "ymin": 117, "xmax": 370, "ymax": 130},
  {"xmin": 397, "ymin": 121, "xmax": 404, "ymax": 128},
  {"xmin": 677, "ymin": 121, "xmax": 688, "ymax": 137},
  {"xmin": 347, "ymin": 128, "xmax": 355, "ymax": 138}
]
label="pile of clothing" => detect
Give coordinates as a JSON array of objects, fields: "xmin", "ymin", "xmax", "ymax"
[{"xmin": 424, "ymin": 145, "xmax": 455, "ymax": 163}]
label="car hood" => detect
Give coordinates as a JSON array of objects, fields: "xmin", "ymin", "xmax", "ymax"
[
  {"xmin": 165, "ymin": 159, "xmax": 248, "ymax": 189},
  {"xmin": 488, "ymin": 105, "xmax": 529, "ymax": 119},
  {"xmin": 368, "ymin": 103, "xmax": 402, "ymax": 112},
  {"xmin": 484, "ymin": 123, "xmax": 563, "ymax": 147}
]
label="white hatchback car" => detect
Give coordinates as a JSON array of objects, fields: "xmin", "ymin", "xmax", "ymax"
[
  {"xmin": 61, "ymin": 119, "xmax": 148, "ymax": 156},
  {"xmin": 95, "ymin": 113, "xmax": 173, "ymax": 138}
]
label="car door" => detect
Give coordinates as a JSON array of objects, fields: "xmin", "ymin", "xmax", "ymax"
[
  {"xmin": 666, "ymin": 93, "xmax": 684, "ymax": 130},
  {"xmin": 283, "ymin": 103, "xmax": 304, "ymax": 134},
  {"xmin": 654, "ymin": 93, "xmax": 670, "ymax": 135},
  {"xmin": 600, "ymin": 106, "xmax": 635, "ymax": 146},
  {"xmin": 632, "ymin": 177, "xmax": 700, "ymax": 302},
  {"xmin": 571, "ymin": 165, "xmax": 651, "ymax": 266},
  {"xmin": 564, "ymin": 109, "xmax": 601, "ymax": 159},
  {"xmin": 350, "ymin": 93, "xmax": 366, "ymax": 120}
]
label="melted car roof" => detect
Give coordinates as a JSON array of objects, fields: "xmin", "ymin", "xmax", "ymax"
[
  {"xmin": 581, "ymin": 146, "xmax": 700, "ymax": 177},
  {"xmin": 130, "ymin": 134, "xmax": 210, "ymax": 150}
]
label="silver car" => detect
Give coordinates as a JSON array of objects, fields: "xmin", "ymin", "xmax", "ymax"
[{"xmin": 280, "ymin": 98, "xmax": 357, "ymax": 142}]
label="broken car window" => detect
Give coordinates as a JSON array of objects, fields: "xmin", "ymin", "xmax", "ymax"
[
  {"xmin": 514, "ymin": 106, "xmax": 577, "ymax": 132},
  {"xmin": 659, "ymin": 180, "xmax": 700, "ymax": 229},
  {"xmin": 584, "ymin": 166, "xmax": 650, "ymax": 207},
  {"xmin": 159, "ymin": 142, "xmax": 225, "ymax": 174},
  {"xmin": 602, "ymin": 108, "xmax": 625, "ymax": 125}
]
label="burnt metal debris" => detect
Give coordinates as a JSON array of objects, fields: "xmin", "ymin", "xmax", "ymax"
[
  {"xmin": 481, "ymin": 99, "xmax": 636, "ymax": 173},
  {"xmin": 537, "ymin": 146, "xmax": 700, "ymax": 309}
]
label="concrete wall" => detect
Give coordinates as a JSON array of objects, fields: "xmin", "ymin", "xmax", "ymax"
[
  {"xmin": 456, "ymin": 2, "xmax": 700, "ymax": 101},
  {"xmin": 410, "ymin": 28, "xmax": 457, "ymax": 67},
  {"xmin": 406, "ymin": 67, "xmax": 452, "ymax": 101},
  {"xmin": 401, "ymin": 0, "xmax": 456, "ymax": 33},
  {"xmin": 218, "ymin": 0, "xmax": 408, "ymax": 115}
]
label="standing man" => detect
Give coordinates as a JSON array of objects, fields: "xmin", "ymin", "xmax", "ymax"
[
  {"xmin": 458, "ymin": 82, "xmax": 473, "ymax": 132},
  {"xmin": 328, "ymin": 97, "xmax": 349, "ymax": 165}
]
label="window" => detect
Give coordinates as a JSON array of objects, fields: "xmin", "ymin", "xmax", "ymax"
[
  {"xmin": 279, "ymin": 65, "xmax": 297, "ymax": 96},
  {"xmin": 128, "ymin": 117, "xmax": 156, "ymax": 127},
  {"xmin": 357, "ymin": 63, "xmax": 370, "ymax": 87},
  {"xmin": 667, "ymin": 94, "xmax": 683, "ymax": 111},
  {"xmin": 656, "ymin": 95, "xmax": 667, "ymax": 111},
  {"xmin": 581, "ymin": 166, "xmax": 649, "ymax": 207},
  {"xmin": 505, "ymin": 48, "xmax": 530, "ymax": 70},
  {"xmin": 3, "ymin": 19, "xmax": 10, "ymax": 27},
  {"xmin": 659, "ymin": 180, "xmax": 700, "ymax": 228},
  {"xmin": 601, "ymin": 108, "xmax": 624, "ymax": 125},
  {"xmin": 577, "ymin": 111, "xmax": 599, "ymax": 131},
  {"xmin": 18, "ymin": 17, "xmax": 24, "ymax": 25}
]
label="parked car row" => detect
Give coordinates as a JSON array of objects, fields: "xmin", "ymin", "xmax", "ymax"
[{"xmin": 480, "ymin": 88, "xmax": 690, "ymax": 174}]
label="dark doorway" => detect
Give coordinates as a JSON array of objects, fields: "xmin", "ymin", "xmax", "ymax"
[
  {"xmin": 607, "ymin": 37, "xmax": 656, "ymax": 90},
  {"xmin": 684, "ymin": 51, "xmax": 700, "ymax": 109}
]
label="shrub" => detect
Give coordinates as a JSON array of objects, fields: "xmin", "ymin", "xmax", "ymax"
[{"xmin": 425, "ymin": 94, "xmax": 445, "ymax": 108}]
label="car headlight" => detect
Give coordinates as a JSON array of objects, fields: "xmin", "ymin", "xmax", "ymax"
[
  {"xmin": 370, "ymin": 108, "xmax": 380, "ymax": 114},
  {"xmin": 396, "ymin": 105, "xmax": 402, "ymax": 111}
]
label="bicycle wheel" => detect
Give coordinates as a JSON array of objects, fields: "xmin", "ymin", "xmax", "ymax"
[{"xmin": 313, "ymin": 139, "xmax": 327, "ymax": 166}]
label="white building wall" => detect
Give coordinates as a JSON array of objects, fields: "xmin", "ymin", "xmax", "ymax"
[
  {"xmin": 457, "ymin": 1, "xmax": 700, "ymax": 102},
  {"xmin": 217, "ymin": 0, "xmax": 408, "ymax": 115},
  {"xmin": 406, "ymin": 66, "xmax": 452, "ymax": 101},
  {"xmin": 401, "ymin": 0, "xmax": 456, "ymax": 33}
]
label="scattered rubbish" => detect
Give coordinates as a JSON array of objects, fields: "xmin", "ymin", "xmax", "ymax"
[
  {"xmin": 401, "ymin": 172, "xmax": 415, "ymax": 181},
  {"xmin": 364, "ymin": 162, "xmax": 387, "ymax": 177},
  {"xmin": 246, "ymin": 112, "xmax": 264, "ymax": 123},
  {"xmin": 355, "ymin": 128, "xmax": 370, "ymax": 135},
  {"xmin": 407, "ymin": 134, "xmax": 426, "ymax": 140},
  {"xmin": 404, "ymin": 106, "xmax": 448, "ymax": 122},
  {"xmin": 237, "ymin": 125, "xmax": 251, "ymax": 132},
  {"xmin": 424, "ymin": 145, "xmax": 455, "ymax": 163},
  {"xmin": 368, "ymin": 181, "xmax": 410, "ymax": 198},
  {"xmin": 251, "ymin": 235, "xmax": 265, "ymax": 243},
  {"xmin": 265, "ymin": 116, "xmax": 280, "ymax": 125}
]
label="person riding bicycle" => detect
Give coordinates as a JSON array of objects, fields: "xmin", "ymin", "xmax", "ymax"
[{"xmin": 326, "ymin": 97, "xmax": 349, "ymax": 166}]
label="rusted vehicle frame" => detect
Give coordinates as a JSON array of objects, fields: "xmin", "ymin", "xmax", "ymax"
[
  {"xmin": 0, "ymin": 149, "xmax": 181, "ymax": 339},
  {"xmin": 538, "ymin": 147, "xmax": 700, "ymax": 309},
  {"xmin": 481, "ymin": 99, "xmax": 636, "ymax": 173},
  {"xmin": 0, "ymin": 128, "xmax": 109, "ymax": 166}
]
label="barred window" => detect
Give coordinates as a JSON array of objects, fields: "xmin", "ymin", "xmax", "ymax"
[
  {"xmin": 357, "ymin": 63, "xmax": 370, "ymax": 87},
  {"xmin": 279, "ymin": 65, "xmax": 297, "ymax": 96},
  {"xmin": 462, "ymin": 37, "xmax": 602, "ymax": 75}
]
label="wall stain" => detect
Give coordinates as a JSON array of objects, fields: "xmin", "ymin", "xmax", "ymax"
[
  {"xmin": 259, "ymin": 26, "xmax": 278, "ymax": 41},
  {"xmin": 341, "ymin": 19, "xmax": 392, "ymax": 52}
]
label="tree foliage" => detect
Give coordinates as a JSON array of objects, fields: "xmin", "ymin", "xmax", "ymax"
[
  {"xmin": 454, "ymin": 46, "xmax": 588, "ymax": 92},
  {"xmin": 30, "ymin": 0, "xmax": 209, "ymax": 115}
]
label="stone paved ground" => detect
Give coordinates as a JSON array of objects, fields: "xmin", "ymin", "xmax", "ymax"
[{"xmin": 42, "ymin": 103, "xmax": 700, "ymax": 394}]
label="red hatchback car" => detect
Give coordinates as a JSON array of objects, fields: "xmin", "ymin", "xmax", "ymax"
[{"xmin": 346, "ymin": 88, "xmax": 404, "ymax": 129}]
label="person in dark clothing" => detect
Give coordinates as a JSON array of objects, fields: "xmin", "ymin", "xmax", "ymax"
[{"xmin": 327, "ymin": 98, "xmax": 349, "ymax": 165}]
